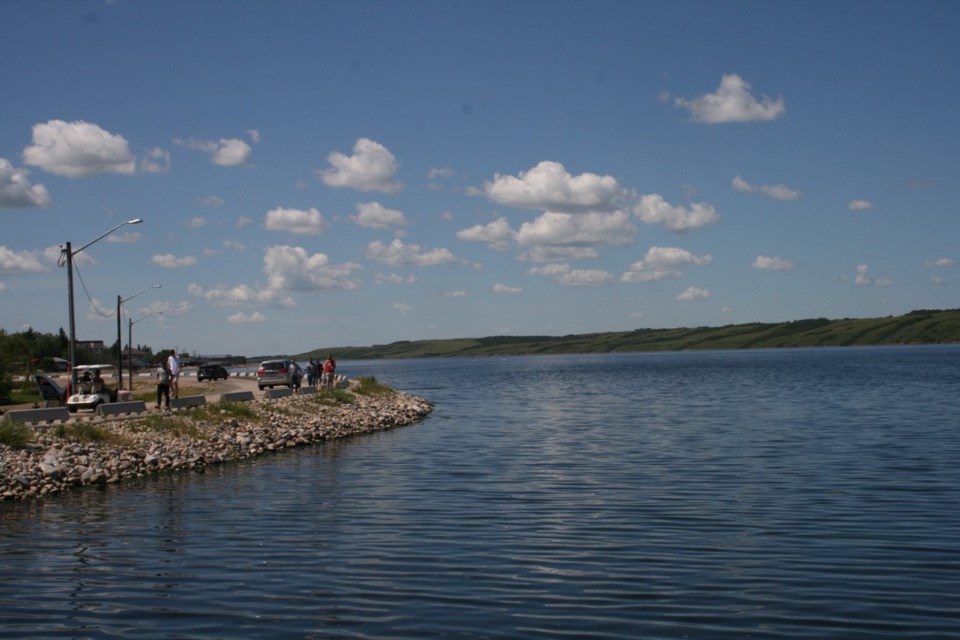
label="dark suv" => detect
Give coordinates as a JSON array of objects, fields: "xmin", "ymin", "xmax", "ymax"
[{"xmin": 197, "ymin": 364, "xmax": 229, "ymax": 381}]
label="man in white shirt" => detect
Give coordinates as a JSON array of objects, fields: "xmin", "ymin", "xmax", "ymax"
[{"xmin": 167, "ymin": 353, "xmax": 182, "ymax": 398}]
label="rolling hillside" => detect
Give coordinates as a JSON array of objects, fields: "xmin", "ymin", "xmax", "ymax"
[{"xmin": 301, "ymin": 309, "xmax": 960, "ymax": 361}]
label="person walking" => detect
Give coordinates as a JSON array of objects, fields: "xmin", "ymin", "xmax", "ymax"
[
  {"xmin": 322, "ymin": 355, "xmax": 336, "ymax": 389},
  {"xmin": 156, "ymin": 361, "xmax": 171, "ymax": 410},
  {"xmin": 167, "ymin": 352, "xmax": 182, "ymax": 398}
]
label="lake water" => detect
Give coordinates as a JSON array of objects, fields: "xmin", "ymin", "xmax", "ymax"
[{"xmin": 2, "ymin": 346, "xmax": 959, "ymax": 639}]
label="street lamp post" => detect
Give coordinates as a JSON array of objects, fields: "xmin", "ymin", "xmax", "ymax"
[
  {"xmin": 116, "ymin": 284, "xmax": 161, "ymax": 389},
  {"xmin": 61, "ymin": 218, "xmax": 143, "ymax": 392},
  {"xmin": 128, "ymin": 311, "xmax": 162, "ymax": 391}
]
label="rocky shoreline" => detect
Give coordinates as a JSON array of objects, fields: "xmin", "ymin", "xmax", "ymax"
[{"xmin": 0, "ymin": 385, "xmax": 432, "ymax": 501}]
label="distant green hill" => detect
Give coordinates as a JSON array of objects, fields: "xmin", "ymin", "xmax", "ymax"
[{"xmin": 301, "ymin": 309, "xmax": 960, "ymax": 361}]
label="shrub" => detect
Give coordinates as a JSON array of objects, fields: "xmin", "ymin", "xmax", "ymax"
[{"xmin": 0, "ymin": 420, "xmax": 33, "ymax": 448}]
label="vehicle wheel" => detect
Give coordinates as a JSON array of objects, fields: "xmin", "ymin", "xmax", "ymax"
[
  {"xmin": 68, "ymin": 406, "xmax": 78, "ymax": 413},
  {"xmin": 258, "ymin": 385, "xmax": 264, "ymax": 391}
]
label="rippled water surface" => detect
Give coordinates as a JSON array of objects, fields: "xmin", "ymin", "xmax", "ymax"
[{"xmin": 2, "ymin": 346, "xmax": 959, "ymax": 638}]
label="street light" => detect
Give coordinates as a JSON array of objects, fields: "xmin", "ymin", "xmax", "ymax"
[
  {"xmin": 116, "ymin": 284, "xmax": 161, "ymax": 389},
  {"xmin": 128, "ymin": 311, "xmax": 162, "ymax": 390},
  {"xmin": 61, "ymin": 218, "xmax": 143, "ymax": 392}
]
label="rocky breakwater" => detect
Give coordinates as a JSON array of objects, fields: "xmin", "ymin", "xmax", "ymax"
[{"xmin": 0, "ymin": 386, "xmax": 432, "ymax": 501}]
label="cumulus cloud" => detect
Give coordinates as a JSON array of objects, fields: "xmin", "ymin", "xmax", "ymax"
[
  {"xmin": 374, "ymin": 272, "xmax": 416, "ymax": 285},
  {"xmin": 263, "ymin": 245, "xmax": 362, "ymax": 291},
  {"xmin": 228, "ymin": 311, "xmax": 267, "ymax": 323},
  {"xmin": 23, "ymin": 120, "xmax": 136, "ymax": 177},
  {"xmin": 151, "ymin": 254, "xmax": 198, "ymax": 268},
  {"xmin": 732, "ymin": 175, "xmax": 801, "ymax": 200},
  {"xmin": 188, "ymin": 283, "xmax": 296, "ymax": 308},
  {"xmin": 0, "ymin": 158, "xmax": 51, "ymax": 208},
  {"xmin": 264, "ymin": 206, "xmax": 328, "ymax": 235},
  {"xmin": 622, "ymin": 246, "xmax": 712, "ymax": 283},
  {"xmin": 854, "ymin": 264, "xmax": 892, "ymax": 287},
  {"xmin": 140, "ymin": 147, "xmax": 171, "ymax": 174},
  {"xmin": 753, "ymin": 255, "xmax": 794, "ymax": 271},
  {"xmin": 557, "ymin": 268, "xmax": 614, "ymax": 287},
  {"xmin": 674, "ymin": 74, "xmax": 785, "ymax": 123},
  {"xmin": 0, "ymin": 246, "xmax": 47, "ymax": 275},
  {"xmin": 481, "ymin": 160, "xmax": 626, "ymax": 213},
  {"xmin": 174, "ymin": 136, "xmax": 252, "ymax": 167},
  {"xmin": 365, "ymin": 239, "xmax": 459, "ymax": 267},
  {"xmin": 197, "ymin": 195, "xmax": 225, "ymax": 207},
  {"xmin": 393, "ymin": 302, "xmax": 413, "ymax": 316},
  {"xmin": 351, "ymin": 201, "xmax": 410, "ymax": 229},
  {"xmin": 318, "ymin": 138, "xmax": 402, "ymax": 194},
  {"xmin": 925, "ymin": 257, "xmax": 955, "ymax": 268},
  {"xmin": 517, "ymin": 246, "xmax": 598, "ymax": 262},
  {"xmin": 492, "ymin": 283, "xmax": 523, "ymax": 294},
  {"xmin": 456, "ymin": 217, "xmax": 517, "ymax": 251},
  {"xmin": 676, "ymin": 286, "xmax": 710, "ymax": 301},
  {"xmin": 516, "ymin": 211, "xmax": 636, "ymax": 247},
  {"xmin": 848, "ymin": 199, "xmax": 874, "ymax": 211},
  {"xmin": 188, "ymin": 217, "xmax": 207, "ymax": 229},
  {"xmin": 633, "ymin": 194, "xmax": 719, "ymax": 231}
]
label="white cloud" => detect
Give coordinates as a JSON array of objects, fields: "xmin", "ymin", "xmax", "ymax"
[
  {"xmin": 516, "ymin": 211, "xmax": 636, "ymax": 247},
  {"xmin": 517, "ymin": 246, "xmax": 598, "ymax": 262},
  {"xmin": 528, "ymin": 263, "xmax": 572, "ymax": 276},
  {"xmin": 151, "ymin": 254, "xmax": 198, "ymax": 268},
  {"xmin": 931, "ymin": 276, "xmax": 945, "ymax": 285},
  {"xmin": 732, "ymin": 175, "xmax": 800, "ymax": 201},
  {"xmin": 0, "ymin": 246, "xmax": 47, "ymax": 275},
  {"xmin": 393, "ymin": 302, "xmax": 413, "ymax": 316},
  {"xmin": 223, "ymin": 240, "xmax": 246, "ymax": 251},
  {"xmin": 228, "ymin": 311, "xmax": 267, "ymax": 323},
  {"xmin": 188, "ymin": 217, "xmax": 207, "ymax": 229},
  {"xmin": 481, "ymin": 160, "xmax": 626, "ymax": 213},
  {"xmin": 0, "ymin": 158, "xmax": 51, "ymax": 208},
  {"xmin": 440, "ymin": 290, "xmax": 466, "ymax": 297},
  {"xmin": 925, "ymin": 257, "xmax": 955, "ymax": 268},
  {"xmin": 188, "ymin": 283, "xmax": 296, "ymax": 308},
  {"xmin": 676, "ymin": 286, "xmax": 710, "ymax": 301},
  {"xmin": 456, "ymin": 217, "xmax": 517, "ymax": 251},
  {"xmin": 318, "ymin": 137, "xmax": 403, "ymax": 194},
  {"xmin": 428, "ymin": 167, "xmax": 454, "ymax": 180},
  {"xmin": 246, "ymin": 129, "xmax": 261, "ymax": 144},
  {"xmin": 365, "ymin": 239, "xmax": 459, "ymax": 267},
  {"xmin": 351, "ymin": 201, "xmax": 410, "ymax": 229},
  {"xmin": 23, "ymin": 120, "xmax": 136, "ymax": 177},
  {"xmin": 854, "ymin": 263, "xmax": 892, "ymax": 287},
  {"xmin": 674, "ymin": 74, "xmax": 785, "ymax": 123},
  {"xmin": 374, "ymin": 272, "xmax": 416, "ymax": 285},
  {"xmin": 848, "ymin": 199, "xmax": 874, "ymax": 211},
  {"xmin": 753, "ymin": 255, "xmax": 795, "ymax": 271},
  {"xmin": 263, "ymin": 245, "xmax": 362, "ymax": 291},
  {"xmin": 175, "ymin": 136, "xmax": 252, "ymax": 167},
  {"xmin": 633, "ymin": 194, "xmax": 719, "ymax": 231},
  {"xmin": 492, "ymin": 283, "xmax": 523, "ymax": 294},
  {"xmin": 197, "ymin": 195, "xmax": 225, "ymax": 207},
  {"xmin": 622, "ymin": 246, "xmax": 712, "ymax": 282},
  {"xmin": 105, "ymin": 232, "xmax": 141, "ymax": 244},
  {"xmin": 140, "ymin": 147, "xmax": 171, "ymax": 174},
  {"xmin": 557, "ymin": 268, "xmax": 614, "ymax": 287},
  {"xmin": 264, "ymin": 206, "xmax": 329, "ymax": 235}
]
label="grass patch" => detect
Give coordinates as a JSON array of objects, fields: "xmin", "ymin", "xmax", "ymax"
[
  {"xmin": 53, "ymin": 423, "xmax": 118, "ymax": 444},
  {"xmin": 129, "ymin": 414, "xmax": 204, "ymax": 439},
  {"xmin": 196, "ymin": 401, "xmax": 260, "ymax": 422},
  {"xmin": 353, "ymin": 376, "xmax": 394, "ymax": 396},
  {"xmin": 311, "ymin": 387, "xmax": 354, "ymax": 406},
  {"xmin": 0, "ymin": 421, "xmax": 33, "ymax": 448}
]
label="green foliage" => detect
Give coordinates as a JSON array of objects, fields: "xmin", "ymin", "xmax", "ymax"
[
  {"xmin": 312, "ymin": 387, "xmax": 354, "ymax": 405},
  {"xmin": 352, "ymin": 376, "xmax": 393, "ymax": 396},
  {"xmin": 307, "ymin": 309, "xmax": 960, "ymax": 360},
  {"xmin": 130, "ymin": 415, "xmax": 204, "ymax": 439},
  {"xmin": 0, "ymin": 420, "xmax": 33, "ymax": 448},
  {"xmin": 53, "ymin": 423, "xmax": 112, "ymax": 443}
]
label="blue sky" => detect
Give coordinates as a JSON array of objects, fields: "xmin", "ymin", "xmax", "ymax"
[{"xmin": 1, "ymin": 0, "xmax": 958, "ymax": 357}]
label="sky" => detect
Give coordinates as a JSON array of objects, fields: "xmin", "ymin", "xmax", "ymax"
[{"xmin": 1, "ymin": 0, "xmax": 958, "ymax": 358}]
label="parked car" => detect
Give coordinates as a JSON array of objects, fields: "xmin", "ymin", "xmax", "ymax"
[
  {"xmin": 197, "ymin": 364, "xmax": 229, "ymax": 381},
  {"xmin": 256, "ymin": 359, "xmax": 295, "ymax": 390}
]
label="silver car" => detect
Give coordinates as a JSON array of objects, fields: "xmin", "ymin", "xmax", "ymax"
[{"xmin": 256, "ymin": 359, "xmax": 295, "ymax": 390}]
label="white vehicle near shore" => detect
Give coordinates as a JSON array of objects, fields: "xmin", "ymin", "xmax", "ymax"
[{"xmin": 66, "ymin": 365, "xmax": 119, "ymax": 413}]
